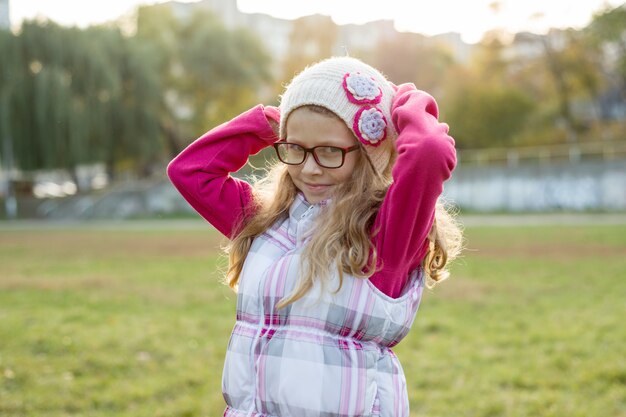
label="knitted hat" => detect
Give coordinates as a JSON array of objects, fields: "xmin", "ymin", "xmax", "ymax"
[{"xmin": 279, "ymin": 57, "xmax": 397, "ymax": 175}]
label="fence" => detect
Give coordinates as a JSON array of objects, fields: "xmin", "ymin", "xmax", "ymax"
[
  {"xmin": 444, "ymin": 141, "xmax": 626, "ymax": 211},
  {"xmin": 457, "ymin": 141, "xmax": 626, "ymax": 167}
]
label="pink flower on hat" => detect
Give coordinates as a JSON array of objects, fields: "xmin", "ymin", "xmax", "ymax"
[
  {"xmin": 343, "ymin": 72, "xmax": 382, "ymax": 104},
  {"xmin": 354, "ymin": 106, "xmax": 387, "ymax": 146}
]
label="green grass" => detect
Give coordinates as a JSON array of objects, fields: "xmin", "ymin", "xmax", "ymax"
[{"xmin": 0, "ymin": 223, "xmax": 624, "ymax": 417}]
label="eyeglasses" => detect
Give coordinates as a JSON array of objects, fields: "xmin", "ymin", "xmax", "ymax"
[{"xmin": 273, "ymin": 142, "xmax": 360, "ymax": 169}]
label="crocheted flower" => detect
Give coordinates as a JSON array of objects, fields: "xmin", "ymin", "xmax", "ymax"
[
  {"xmin": 353, "ymin": 107, "xmax": 387, "ymax": 146},
  {"xmin": 343, "ymin": 72, "xmax": 382, "ymax": 104}
]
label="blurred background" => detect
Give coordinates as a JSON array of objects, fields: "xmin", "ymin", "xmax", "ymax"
[
  {"xmin": 0, "ymin": 0, "xmax": 625, "ymax": 219},
  {"xmin": 1, "ymin": 2, "xmax": 625, "ymax": 417}
]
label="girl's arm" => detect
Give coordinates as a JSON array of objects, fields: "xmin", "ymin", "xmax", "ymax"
[
  {"xmin": 167, "ymin": 105, "xmax": 280, "ymax": 238},
  {"xmin": 369, "ymin": 84, "xmax": 457, "ymax": 297}
]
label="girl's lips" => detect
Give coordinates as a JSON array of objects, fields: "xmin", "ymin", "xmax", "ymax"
[{"xmin": 304, "ymin": 183, "xmax": 331, "ymax": 192}]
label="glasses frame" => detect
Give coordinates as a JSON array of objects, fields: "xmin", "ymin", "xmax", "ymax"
[{"xmin": 273, "ymin": 141, "xmax": 360, "ymax": 169}]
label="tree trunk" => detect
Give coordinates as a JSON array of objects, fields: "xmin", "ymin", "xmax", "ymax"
[
  {"xmin": 161, "ymin": 120, "xmax": 183, "ymax": 158},
  {"xmin": 541, "ymin": 36, "xmax": 578, "ymax": 142}
]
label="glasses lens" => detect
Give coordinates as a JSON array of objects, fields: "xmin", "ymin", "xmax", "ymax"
[
  {"xmin": 314, "ymin": 146, "xmax": 344, "ymax": 168},
  {"xmin": 276, "ymin": 143, "xmax": 305, "ymax": 165}
]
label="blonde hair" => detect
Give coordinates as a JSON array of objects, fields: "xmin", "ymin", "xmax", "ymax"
[
  {"xmin": 226, "ymin": 106, "xmax": 462, "ymax": 307},
  {"xmin": 423, "ymin": 199, "xmax": 464, "ymax": 288}
]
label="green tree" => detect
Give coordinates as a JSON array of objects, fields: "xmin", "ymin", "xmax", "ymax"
[
  {"xmin": 136, "ymin": 5, "xmax": 272, "ymax": 154},
  {"xmin": 372, "ymin": 32, "xmax": 455, "ymax": 95},
  {"xmin": 444, "ymin": 78, "xmax": 534, "ymax": 148},
  {"xmin": 560, "ymin": 29, "xmax": 605, "ymax": 121},
  {"xmin": 0, "ymin": 21, "xmax": 162, "ymax": 186},
  {"xmin": 585, "ymin": 4, "xmax": 626, "ymax": 116},
  {"xmin": 536, "ymin": 30, "xmax": 584, "ymax": 141},
  {"xmin": 441, "ymin": 31, "xmax": 534, "ymax": 148},
  {"xmin": 506, "ymin": 28, "xmax": 607, "ymax": 142},
  {"xmin": 470, "ymin": 30, "xmax": 511, "ymax": 85},
  {"xmin": 280, "ymin": 15, "xmax": 338, "ymax": 90}
]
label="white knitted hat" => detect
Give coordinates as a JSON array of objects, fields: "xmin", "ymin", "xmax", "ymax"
[{"xmin": 279, "ymin": 57, "xmax": 397, "ymax": 174}]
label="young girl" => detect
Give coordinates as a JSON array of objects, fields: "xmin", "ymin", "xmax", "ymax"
[{"xmin": 168, "ymin": 57, "xmax": 461, "ymax": 417}]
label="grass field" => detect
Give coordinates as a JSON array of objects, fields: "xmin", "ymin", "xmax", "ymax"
[{"xmin": 0, "ymin": 221, "xmax": 625, "ymax": 417}]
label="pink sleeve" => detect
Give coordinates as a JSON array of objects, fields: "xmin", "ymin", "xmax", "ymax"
[
  {"xmin": 369, "ymin": 84, "xmax": 457, "ymax": 297},
  {"xmin": 166, "ymin": 105, "xmax": 279, "ymax": 238}
]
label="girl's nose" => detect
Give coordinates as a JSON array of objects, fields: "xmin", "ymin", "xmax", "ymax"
[{"xmin": 300, "ymin": 153, "xmax": 323, "ymax": 175}]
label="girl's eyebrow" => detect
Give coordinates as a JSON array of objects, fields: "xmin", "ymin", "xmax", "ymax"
[
  {"xmin": 283, "ymin": 137, "xmax": 302, "ymax": 145},
  {"xmin": 285, "ymin": 137, "xmax": 351, "ymax": 147}
]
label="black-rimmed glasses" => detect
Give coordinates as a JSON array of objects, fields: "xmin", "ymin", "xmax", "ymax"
[{"xmin": 273, "ymin": 142, "xmax": 360, "ymax": 169}]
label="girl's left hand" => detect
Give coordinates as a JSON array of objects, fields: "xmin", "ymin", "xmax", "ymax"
[{"xmin": 263, "ymin": 105, "xmax": 281, "ymax": 139}]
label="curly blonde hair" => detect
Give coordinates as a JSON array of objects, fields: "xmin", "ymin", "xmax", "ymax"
[{"xmin": 226, "ymin": 106, "xmax": 462, "ymax": 307}]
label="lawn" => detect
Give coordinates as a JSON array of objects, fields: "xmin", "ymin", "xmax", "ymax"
[{"xmin": 0, "ymin": 221, "xmax": 624, "ymax": 417}]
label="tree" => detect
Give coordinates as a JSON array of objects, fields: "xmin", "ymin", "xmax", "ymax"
[
  {"xmin": 437, "ymin": 29, "xmax": 539, "ymax": 148},
  {"xmin": 0, "ymin": 21, "xmax": 162, "ymax": 186},
  {"xmin": 135, "ymin": 6, "xmax": 272, "ymax": 154},
  {"xmin": 280, "ymin": 15, "xmax": 339, "ymax": 88},
  {"xmin": 470, "ymin": 30, "xmax": 511, "ymax": 85},
  {"xmin": 469, "ymin": 25, "xmax": 613, "ymax": 146},
  {"xmin": 178, "ymin": 11, "xmax": 272, "ymax": 133},
  {"xmin": 585, "ymin": 4, "xmax": 626, "ymax": 118},
  {"xmin": 444, "ymin": 75, "xmax": 534, "ymax": 148},
  {"xmin": 372, "ymin": 32, "xmax": 455, "ymax": 96},
  {"xmin": 538, "ymin": 30, "xmax": 583, "ymax": 141},
  {"xmin": 559, "ymin": 29, "xmax": 605, "ymax": 121},
  {"xmin": 0, "ymin": 7, "xmax": 273, "ymax": 188}
]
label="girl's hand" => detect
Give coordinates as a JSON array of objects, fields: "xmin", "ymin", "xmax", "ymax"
[
  {"xmin": 263, "ymin": 105, "xmax": 281, "ymax": 139},
  {"xmin": 391, "ymin": 83, "xmax": 420, "ymax": 110},
  {"xmin": 391, "ymin": 83, "xmax": 442, "ymax": 135}
]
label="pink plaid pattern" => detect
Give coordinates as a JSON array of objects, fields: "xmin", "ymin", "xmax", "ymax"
[{"xmin": 223, "ymin": 194, "xmax": 424, "ymax": 417}]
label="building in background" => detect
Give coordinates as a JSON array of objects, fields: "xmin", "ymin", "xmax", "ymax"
[
  {"xmin": 164, "ymin": 0, "xmax": 293, "ymax": 61},
  {"xmin": 430, "ymin": 32, "xmax": 473, "ymax": 64},
  {"xmin": 0, "ymin": 0, "xmax": 10, "ymax": 30},
  {"xmin": 160, "ymin": 0, "xmax": 474, "ymax": 66},
  {"xmin": 336, "ymin": 19, "xmax": 397, "ymax": 56}
]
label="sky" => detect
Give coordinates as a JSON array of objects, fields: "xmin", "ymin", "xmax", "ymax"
[{"xmin": 8, "ymin": 0, "xmax": 624, "ymax": 43}]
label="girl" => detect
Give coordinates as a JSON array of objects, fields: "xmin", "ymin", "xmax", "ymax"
[{"xmin": 168, "ymin": 57, "xmax": 461, "ymax": 417}]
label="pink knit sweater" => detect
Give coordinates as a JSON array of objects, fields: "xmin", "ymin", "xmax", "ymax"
[{"xmin": 167, "ymin": 84, "xmax": 456, "ymax": 298}]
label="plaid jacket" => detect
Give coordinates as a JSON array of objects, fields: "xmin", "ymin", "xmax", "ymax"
[{"xmin": 222, "ymin": 194, "xmax": 424, "ymax": 417}]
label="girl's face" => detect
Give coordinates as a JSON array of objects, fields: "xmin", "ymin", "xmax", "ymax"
[{"xmin": 284, "ymin": 107, "xmax": 361, "ymax": 204}]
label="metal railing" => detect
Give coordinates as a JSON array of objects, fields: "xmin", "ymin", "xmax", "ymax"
[{"xmin": 458, "ymin": 141, "xmax": 626, "ymax": 166}]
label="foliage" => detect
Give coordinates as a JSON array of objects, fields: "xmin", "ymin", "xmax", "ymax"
[
  {"xmin": 440, "ymin": 36, "xmax": 535, "ymax": 148},
  {"xmin": 0, "ymin": 22, "xmax": 162, "ymax": 182},
  {"xmin": 443, "ymin": 3, "xmax": 626, "ymax": 149},
  {"xmin": 444, "ymin": 77, "xmax": 534, "ymax": 148},
  {"xmin": 510, "ymin": 7, "xmax": 626, "ymax": 143},
  {"xmin": 278, "ymin": 14, "xmax": 338, "ymax": 96},
  {"xmin": 372, "ymin": 32, "xmax": 456, "ymax": 97},
  {"xmin": 136, "ymin": 6, "xmax": 272, "ymax": 148},
  {"xmin": 0, "ymin": 8, "xmax": 272, "ymax": 183},
  {"xmin": 585, "ymin": 4, "xmax": 626, "ymax": 110},
  {"xmin": 1, "ymin": 2, "xmax": 624, "ymax": 179}
]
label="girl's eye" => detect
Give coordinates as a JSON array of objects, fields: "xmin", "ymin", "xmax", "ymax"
[
  {"xmin": 287, "ymin": 144, "xmax": 303, "ymax": 152},
  {"xmin": 318, "ymin": 146, "xmax": 341, "ymax": 154}
]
